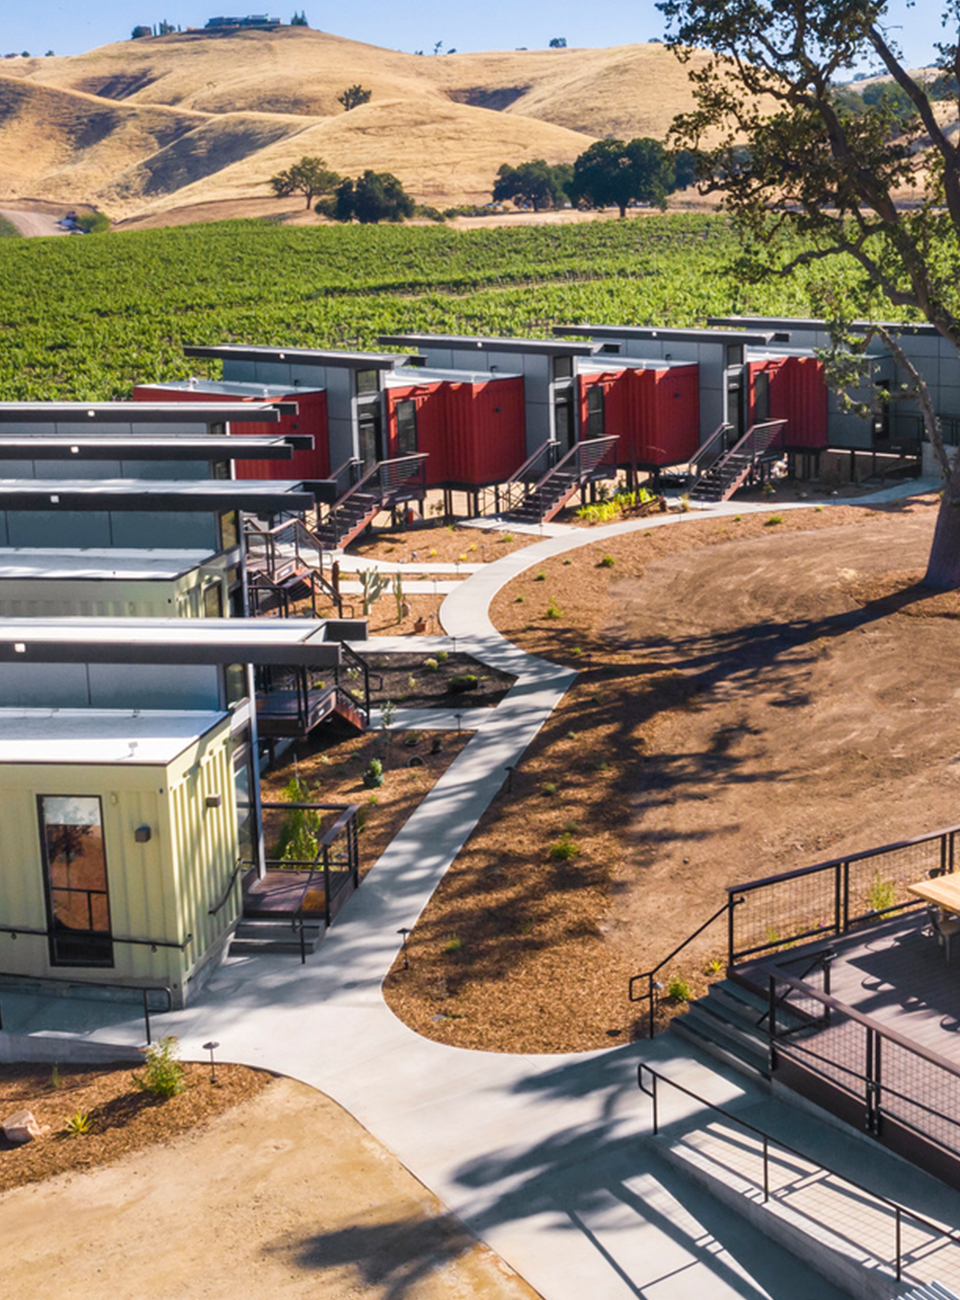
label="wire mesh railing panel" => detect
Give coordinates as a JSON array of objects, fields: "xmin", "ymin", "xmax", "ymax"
[
  {"xmin": 847, "ymin": 838, "xmax": 947, "ymax": 922},
  {"xmin": 733, "ymin": 869, "xmax": 839, "ymax": 960},
  {"xmin": 774, "ymin": 998, "xmax": 869, "ymax": 1097},
  {"xmin": 879, "ymin": 1036, "xmax": 960, "ymax": 1157}
]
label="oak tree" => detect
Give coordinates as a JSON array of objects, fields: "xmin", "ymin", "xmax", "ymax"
[
  {"xmin": 269, "ymin": 156, "xmax": 340, "ymax": 209},
  {"xmin": 659, "ymin": 0, "xmax": 960, "ymax": 586}
]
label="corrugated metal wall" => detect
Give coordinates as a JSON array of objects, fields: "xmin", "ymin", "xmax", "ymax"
[
  {"xmin": 578, "ymin": 364, "xmax": 701, "ymax": 467},
  {"xmin": 385, "ymin": 377, "xmax": 526, "ymax": 487},
  {"xmin": 748, "ymin": 357, "xmax": 829, "ymax": 448},
  {"xmin": 0, "ymin": 719, "xmax": 240, "ymax": 1005}
]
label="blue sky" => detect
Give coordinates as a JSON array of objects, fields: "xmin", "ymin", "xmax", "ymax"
[{"xmin": 0, "ymin": 0, "xmax": 947, "ymax": 70}]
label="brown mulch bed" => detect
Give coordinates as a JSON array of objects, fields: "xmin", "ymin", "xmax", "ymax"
[
  {"xmin": 366, "ymin": 652, "xmax": 515, "ymax": 709},
  {"xmin": 383, "ymin": 495, "xmax": 954, "ymax": 1054},
  {"xmin": 261, "ymin": 727, "xmax": 471, "ymax": 874},
  {"xmin": 0, "ymin": 1059, "xmax": 272, "ymax": 1193},
  {"xmin": 349, "ymin": 522, "xmax": 533, "ymax": 566}
]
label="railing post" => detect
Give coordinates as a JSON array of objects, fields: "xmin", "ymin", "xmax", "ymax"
[
  {"xmin": 834, "ymin": 862, "xmax": 842, "ymax": 937},
  {"xmin": 649, "ymin": 973, "xmax": 656, "ymax": 1039},
  {"xmin": 941, "ymin": 833, "xmax": 948, "ymax": 877},
  {"xmin": 727, "ymin": 893, "xmax": 735, "ymax": 967},
  {"xmin": 768, "ymin": 975, "xmax": 778, "ymax": 1072},
  {"xmin": 866, "ymin": 1028, "xmax": 876, "ymax": 1132},
  {"xmin": 143, "ymin": 989, "xmax": 152, "ymax": 1044},
  {"xmin": 895, "ymin": 1206, "xmax": 902, "ymax": 1282},
  {"xmin": 323, "ymin": 845, "xmax": 332, "ymax": 929},
  {"xmin": 763, "ymin": 1135, "xmax": 770, "ymax": 1202},
  {"xmin": 842, "ymin": 861, "xmax": 850, "ymax": 933}
]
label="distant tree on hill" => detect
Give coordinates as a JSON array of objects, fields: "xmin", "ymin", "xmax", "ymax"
[
  {"xmin": 570, "ymin": 138, "xmax": 675, "ymax": 217},
  {"xmin": 269, "ymin": 156, "xmax": 340, "ymax": 209},
  {"xmin": 290, "ymin": 10, "xmax": 309, "ymax": 25},
  {"xmin": 320, "ymin": 171, "xmax": 415, "ymax": 223},
  {"xmin": 549, "ymin": 37, "xmax": 567, "ymax": 48},
  {"xmin": 131, "ymin": 26, "xmax": 151, "ymax": 39},
  {"xmin": 337, "ymin": 84, "xmax": 372, "ymax": 111},
  {"xmin": 492, "ymin": 160, "xmax": 571, "ymax": 212}
]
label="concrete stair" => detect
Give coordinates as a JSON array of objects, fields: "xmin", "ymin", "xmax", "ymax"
[
  {"xmin": 229, "ymin": 917, "xmax": 322, "ymax": 956},
  {"xmin": 669, "ymin": 978, "xmax": 780, "ymax": 1077}
]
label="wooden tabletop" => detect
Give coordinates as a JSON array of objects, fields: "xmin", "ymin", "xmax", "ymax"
[{"xmin": 908, "ymin": 875, "xmax": 960, "ymax": 913}]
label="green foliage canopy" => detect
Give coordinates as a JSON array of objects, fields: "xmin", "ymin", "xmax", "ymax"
[
  {"xmin": 269, "ymin": 156, "xmax": 340, "ymax": 209},
  {"xmin": 570, "ymin": 138, "xmax": 676, "ymax": 216}
]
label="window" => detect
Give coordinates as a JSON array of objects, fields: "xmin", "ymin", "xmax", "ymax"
[
  {"xmin": 39, "ymin": 795, "xmax": 113, "ymax": 967},
  {"xmin": 754, "ymin": 371, "xmax": 770, "ymax": 423},
  {"xmin": 219, "ymin": 510, "xmax": 239, "ymax": 552},
  {"xmin": 356, "ymin": 369, "xmax": 379, "ymax": 397},
  {"xmin": 553, "ymin": 356, "xmax": 573, "ymax": 381},
  {"xmin": 586, "ymin": 385, "xmax": 605, "ymax": 438},
  {"xmin": 396, "ymin": 400, "xmax": 418, "ymax": 457},
  {"xmin": 203, "ymin": 582, "xmax": 223, "ymax": 619}
]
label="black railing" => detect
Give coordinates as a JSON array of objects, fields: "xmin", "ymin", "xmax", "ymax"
[
  {"xmin": 0, "ymin": 973, "xmax": 173, "ymax": 1043},
  {"xmin": 629, "ymin": 897, "xmax": 742, "ymax": 1038},
  {"xmin": 336, "ymin": 642, "xmax": 371, "ymax": 724},
  {"xmin": 0, "ymin": 923, "xmax": 191, "ymax": 953},
  {"xmin": 493, "ymin": 439, "xmax": 560, "ymax": 515},
  {"xmin": 689, "ymin": 422, "xmax": 734, "ymax": 483},
  {"xmin": 258, "ymin": 800, "xmax": 361, "ymax": 963},
  {"xmin": 321, "ymin": 454, "xmax": 428, "ymax": 543},
  {"xmin": 208, "ymin": 859, "xmax": 244, "ymax": 916},
  {"xmin": 727, "ymin": 823, "xmax": 959, "ymax": 966},
  {"xmin": 764, "ymin": 970, "xmax": 960, "ymax": 1173},
  {"xmin": 244, "ymin": 516, "xmax": 343, "ymax": 614},
  {"xmin": 638, "ymin": 1063, "xmax": 960, "ymax": 1288}
]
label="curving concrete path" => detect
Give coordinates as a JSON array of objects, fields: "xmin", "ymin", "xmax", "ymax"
[{"xmin": 1, "ymin": 483, "xmax": 937, "ymax": 1299}]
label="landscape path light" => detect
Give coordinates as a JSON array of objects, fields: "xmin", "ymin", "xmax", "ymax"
[{"xmin": 203, "ymin": 1040, "xmax": 220, "ymax": 1084}]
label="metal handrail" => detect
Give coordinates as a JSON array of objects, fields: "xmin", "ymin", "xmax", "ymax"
[
  {"xmin": 494, "ymin": 439, "xmax": 560, "ymax": 515},
  {"xmin": 628, "ymin": 897, "xmax": 743, "ymax": 1038},
  {"xmin": 336, "ymin": 642, "xmax": 371, "ymax": 723},
  {"xmin": 0, "ymin": 923, "xmax": 191, "ymax": 952},
  {"xmin": 208, "ymin": 859, "xmax": 244, "ymax": 916},
  {"xmin": 689, "ymin": 422, "xmax": 733, "ymax": 481},
  {"xmin": 289, "ymin": 804, "xmax": 360, "ymax": 963},
  {"xmin": 637, "ymin": 1062, "xmax": 960, "ymax": 1285},
  {"xmin": 323, "ymin": 454, "xmax": 428, "ymax": 541}
]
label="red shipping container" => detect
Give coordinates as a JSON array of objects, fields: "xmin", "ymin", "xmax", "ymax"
[
  {"xmin": 747, "ymin": 356, "xmax": 828, "ymax": 449},
  {"xmin": 132, "ymin": 384, "xmax": 331, "ymax": 480},
  {"xmin": 578, "ymin": 363, "xmax": 700, "ymax": 467},
  {"xmin": 385, "ymin": 375, "xmax": 526, "ymax": 488}
]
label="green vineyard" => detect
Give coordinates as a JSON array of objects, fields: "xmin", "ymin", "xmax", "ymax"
[{"xmin": 0, "ymin": 215, "xmax": 881, "ymax": 400}]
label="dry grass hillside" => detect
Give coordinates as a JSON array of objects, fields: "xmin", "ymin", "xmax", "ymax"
[{"xmin": 0, "ymin": 27, "xmax": 725, "ymax": 220}]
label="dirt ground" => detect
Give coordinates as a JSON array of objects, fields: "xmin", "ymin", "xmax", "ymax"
[
  {"xmin": 0, "ymin": 1071, "xmax": 538, "ymax": 1300},
  {"xmin": 384, "ymin": 496, "xmax": 960, "ymax": 1050}
]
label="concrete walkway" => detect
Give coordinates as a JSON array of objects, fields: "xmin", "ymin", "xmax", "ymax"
[{"xmin": 2, "ymin": 478, "xmax": 949, "ymax": 1299}]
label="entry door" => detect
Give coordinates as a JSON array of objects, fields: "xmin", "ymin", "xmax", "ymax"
[
  {"xmin": 554, "ymin": 386, "xmax": 576, "ymax": 453},
  {"xmin": 39, "ymin": 795, "xmax": 114, "ymax": 967},
  {"xmin": 726, "ymin": 367, "xmax": 747, "ymax": 438},
  {"xmin": 357, "ymin": 403, "xmax": 383, "ymax": 470}
]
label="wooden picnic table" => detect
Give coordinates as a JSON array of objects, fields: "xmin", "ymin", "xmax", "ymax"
[{"xmin": 907, "ymin": 875, "xmax": 960, "ymax": 914}]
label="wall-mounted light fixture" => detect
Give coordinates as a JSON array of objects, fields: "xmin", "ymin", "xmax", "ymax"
[
  {"xmin": 205, "ymin": 793, "xmax": 222, "ymax": 809},
  {"xmin": 134, "ymin": 825, "xmax": 152, "ymax": 843}
]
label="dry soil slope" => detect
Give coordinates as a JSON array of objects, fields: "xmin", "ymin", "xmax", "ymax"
[{"xmin": 1, "ymin": 27, "xmax": 718, "ymax": 218}]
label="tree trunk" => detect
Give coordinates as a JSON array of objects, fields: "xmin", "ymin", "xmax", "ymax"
[
  {"xmin": 924, "ymin": 457, "xmax": 960, "ymax": 588},
  {"xmin": 618, "ymin": 202, "xmax": 627, "ymax": 218}
]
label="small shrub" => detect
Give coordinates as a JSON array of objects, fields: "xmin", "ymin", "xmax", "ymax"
[
  {"xmin": 364, "ymin": 757, "xmax": 384, "ymax": 787},
  {"xmin": 706, "ymin": 958, "xmax": 723, "ymax": 976},
  {"xmin": 50, "ymin": 1064, "xmax": 63, "ymax": 1090},
  {"xmin": 423, "ymin": 657, "xmax": 439, "ymax": 672},
  {"xmin": 667, "ymin": 977, "xmax": 693, "ymax": 1002},
  {"xmin": 764, "ymin": 515, "xmax": 783, "ymax": 526},
  {"xmin": 545, "ymin": 597, "xmax": 562, "ymax": 619},
  {"xmin": 733, "ymin": 514, "xmax": 742, "ymax": 522},
  {"xmin": 135, "ymin": 1036, "xmax": 186, "ymax": 1098},
  {"xmin": 403, "ymin": 731, "xmax": 421, "ymax": 747},
  {"xmin": 867, "ymin": 873, "xmax": 897, "ymax": 912},
  {"xmin": 516, "ymin": 594, "xmax": 525, "ymax": 603},
  {"xmin": 599, "ymin": 553, "xmax": 616, "ymax": 568},
  {"xmin": 534, "ymin": 570, "xmax": 546, "ymax": 581},
  {"xmin": 436, "ymin": 650, "xmax": 448, "ymax": 662},
  {"xmin": 563, "ymin": 558, "xmax": 573, "ymax": 566},
  {"xmin": 449, "ymin": 674, "xmax": 478, "ymax": 693},
  {"xmin": 501, "ymin": 532, "xmax": 514, "ymax": 542},
  {"xmin": 548, "ymin": 833, "xmax": 580, "ymax": 861},
  {"xmin": 66, "ymin": 1110, "xmax": 92, "ymax": 1136},
  {"xmin": 444, "ymin": 935, "xmax": 462, "ymax": 953},
  {"xmin": 542, "ymin": 781, "xmax": 557, "ymax": 796}
]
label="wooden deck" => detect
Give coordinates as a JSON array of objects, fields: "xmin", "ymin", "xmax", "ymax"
[{"xmin": 754, "ymin": 912, "xmax": 960, "ymax": 1067}]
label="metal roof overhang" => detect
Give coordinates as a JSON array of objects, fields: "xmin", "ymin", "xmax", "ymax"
[
  {"xmin": 553, "ymin": 324, "xmax": 788, "ymax": 346},
  {"xmin": 0, "ymin": 402, "xmax": 298, "ymax": 424},
  {"xmin": 378, "ymin": 333, "xmax": 597, "ymax": 356},
  {"xmin": 183, "ymin": 344, "xmax": 423, "ymax": 370},
  {"xmin": 0, "ymin": 616, "xmax": 366, "ymax": 667},
  {"xmin": 0, "ymin": 480, "xmax": 315, "ymax": 512},
  {"xmin": 0, "ymin": 436, "xmax": 312, "ymax": 461}
]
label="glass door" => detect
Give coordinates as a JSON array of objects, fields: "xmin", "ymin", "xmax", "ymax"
[{"xmin": 39, "ymin": 795, "xmax": 113, "ymax": 967}]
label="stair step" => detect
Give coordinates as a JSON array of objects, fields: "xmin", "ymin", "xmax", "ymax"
[
  {"xmin": 670, "ymin": 1003, "xmax": 770, "ymax": 1077},
  {"xmin": 230, "ymin": 916, "xmax": 323, "ymax": 956}
]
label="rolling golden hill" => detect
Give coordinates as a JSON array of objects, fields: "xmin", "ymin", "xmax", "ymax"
[{"xmin": 0, "ymin": 27, "xmax": 726, "ymax": 221}]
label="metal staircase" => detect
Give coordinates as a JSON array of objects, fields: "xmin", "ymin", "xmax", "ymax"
[
  {"xmin": 245, "ymin": 516, "xmax": 344, "ymax": 617},
  {"xmin": 315, "ymin": 454, "xmax": 428, "ymax": 550},
  {"xmin": 689, "ymin": 419, "xmax": 787, "ymax": 503},
  {"xmin": 502, "ymin": 436, "xmax": 619, "ymax": 525}
]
